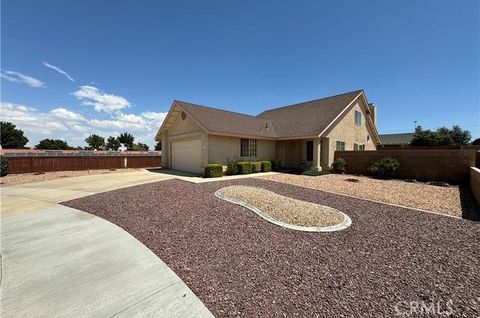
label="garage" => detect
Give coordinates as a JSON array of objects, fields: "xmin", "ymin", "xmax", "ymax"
[{"xmin": 171, "ymin": 139, "xmax": 202, "ymax": 174}]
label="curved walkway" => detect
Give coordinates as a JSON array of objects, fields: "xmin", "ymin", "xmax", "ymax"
[{"xmin": 0, "ymin": 170, "xmax": 213, "ymax": 318}]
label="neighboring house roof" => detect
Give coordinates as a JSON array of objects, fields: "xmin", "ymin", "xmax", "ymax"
[
  {"xmin": 257, "ymin": 90, "xmax": 363, "ymax": 138},
  {"xmin": 157, "ymin": 89, "xmax": 381, "ymax": 144},
  {"xmin": 379, "ymin": 133, "xmax": 414, "ymax": 145},
  {"xmin": 176, "ymin": 101, "xmax": 277, "ymax": 138}
]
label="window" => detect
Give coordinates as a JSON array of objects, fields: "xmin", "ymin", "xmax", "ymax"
[
  {"xmin": 354, "ymin": 143, "xmax": 365, "ymax": 151},
  {"xmin": 306, "ymin": 141, "xmax": 313, "ymax": 161},
  {"xmin": 336, "ymin": 141, "xmax": 346, "ymax": 151},
  {"xmin": 355, "ymin": 110, "xmax": 362, "ymax": 126},
  {"xmin": 241, "ymin": 138, "xmax": 257, "ymax": 157}
]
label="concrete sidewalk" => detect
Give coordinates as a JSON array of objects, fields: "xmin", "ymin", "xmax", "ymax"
[
  {"xmin": 0, "ymin": 170, "xmax": 214, "ymax": 317},
  {"xmin": 1, "ymin": 205, "xmax": 213, "ymax": 318}
]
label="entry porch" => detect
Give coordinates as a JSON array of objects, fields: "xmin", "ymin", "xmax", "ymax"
[{"xmin": 275, "ymin": 139, "xmax": 330, "ymax": 171}]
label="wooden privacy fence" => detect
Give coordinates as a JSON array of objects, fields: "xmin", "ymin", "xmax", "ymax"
[
  {"xmin": 334, "ymin": 149, "xmax": 478, "ymax": 184},
  {"xmin": 1, "ymin": 150, "xmax": 162, "ymax": 174}
]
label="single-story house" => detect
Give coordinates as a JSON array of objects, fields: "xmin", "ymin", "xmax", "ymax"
[
  {"xmin": 155, "ymin": 89, "xmax": 381, "ymax": 174},
  {"xmin": 379, "ymin": 132, "xmax": 415, "ymax": 147}
]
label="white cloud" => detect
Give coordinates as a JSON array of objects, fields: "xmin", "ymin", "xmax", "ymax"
[
  {"xmin": 0, "ymin": 102, "xmax": 67, "ymax": 133},
  {"xmin": 50, "ymin": 108, "xmax": 86, "ymax": 121},
  {"xmin": 0, "ymin": 101, "xmax": 167, "ymax": 149},
  {"xmin": 42, "ymin": 62, "xmax": 75, "ymax": 81},
  {"xmin": 1, "ymin": 70, "xmax": 45, "ymax": 87},
  {"xmin": 73, "ymin": 85, "xmax": 130, "ymax": 113},
  {"xmin": 141, "ymin": 111, "xmax": 168, "ymax": 122}
]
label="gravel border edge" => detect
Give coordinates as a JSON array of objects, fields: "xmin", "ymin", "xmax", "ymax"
[
  {"xmin": 215, "ymin": 187, "xmax": 352, "ymax": 233},
  {"xmin": 257, "ymin": 177, "xmax": 464, "ymax": 220}
]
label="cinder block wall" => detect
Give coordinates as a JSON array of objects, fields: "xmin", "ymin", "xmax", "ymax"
[
  {"xmin": 471, "ymin": 167, "xmax": 480, "ymax": 206},
  {"xmin": 334, "ymin": 149, "xmax": 478, "ymax": 184}
]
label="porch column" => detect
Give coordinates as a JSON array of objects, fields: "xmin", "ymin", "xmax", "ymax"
[{"xmin": 313, "ymin": 139, "xmax": 322, "ymax": 171}]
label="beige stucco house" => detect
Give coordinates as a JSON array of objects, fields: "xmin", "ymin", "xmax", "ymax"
[{"xmin": 155, "ymin": 90, "xmax": 381, "ymax": 174}]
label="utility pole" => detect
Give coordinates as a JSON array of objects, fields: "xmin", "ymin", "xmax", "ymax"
[{"xmin": 414, "ymin": 120, "xmax": 417, "ymax": 131}]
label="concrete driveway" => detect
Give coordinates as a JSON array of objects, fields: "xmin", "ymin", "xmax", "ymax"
[
  {"xmin": 0, "ymin": 170, "xmax": 214, "ymax": 318},
  {"xmin": 1, "ymin": 170, "xmax": 175, "ymax": 216}
]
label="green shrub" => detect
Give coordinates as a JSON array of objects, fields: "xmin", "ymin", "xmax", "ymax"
[
  {"xmin": 226, "ymin": 160, "xmax": 238, "ymax": 175},
  {"xmin": 271, "ymin": 160, "xmax": 282, "ymax": 172},
  {"xmin": 302, "ymin": 167, "xmax": 329, "ymax": 176},
  {"xmin": 331, "ymin": 158, "xmax": 346, "ymax": 173},
  {"xmin": 237, "ymin": 162, "xmax": 252, "ymax": 174},
  {"xmin": 204, "ymin": 164, "xmax": 223, "ymax": 178},
  {"xmin": 0, "ymin": 156, "xmax": 9, "ymax": 177},
  {"xmin": 251, "ymin": 161, "xmax": 261, "ymax": 173},
  {"xmin": 369, "ymin": 157, "xmax": 400, "ymax": 179},
  {"xmin": 260, "ymin": 161, "xmax": 272, "ymax": 172}
]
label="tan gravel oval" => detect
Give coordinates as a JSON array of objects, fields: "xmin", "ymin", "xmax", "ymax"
[{"xmin": 215, "ymin": 185, "xmax": 351, "ymax": 232}]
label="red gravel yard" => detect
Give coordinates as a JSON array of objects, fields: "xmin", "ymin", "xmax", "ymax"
[{"xmin": 62, "ymin": 178, "xmax": 480, "ymax": 317}]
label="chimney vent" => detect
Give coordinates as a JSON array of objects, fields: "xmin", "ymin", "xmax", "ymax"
[{"xmin": 368, "ymin": 103, "xmax": 377, "ymax": 126}]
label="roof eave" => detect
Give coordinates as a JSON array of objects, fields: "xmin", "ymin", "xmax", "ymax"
[{"xmin": 155, "ymin": 101, "xmax": 211, "ymax": 141}]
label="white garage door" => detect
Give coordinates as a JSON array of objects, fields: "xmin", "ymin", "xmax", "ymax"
[{"xmin": 171, "ymin": 139, "xmax": 202, "ymax": 174}]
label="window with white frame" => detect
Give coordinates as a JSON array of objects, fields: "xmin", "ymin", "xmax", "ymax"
[
  {"xmin": 336, "ymin": 141, "xmax": 346, "ymax": 151},
  {"xmin": 354, "ymin": 143, "xmax": 365, "ymax": 151},
  {"xmin": 354, "ymin": 110, "xmax": 362, "ymax": 126},
  {"xmin": 240, "ymin": 138, "xmax": 257, "ymax": 157}
]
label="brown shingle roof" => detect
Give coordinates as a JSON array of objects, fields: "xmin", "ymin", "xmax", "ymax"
[
  {"xmin": 176, "ymin": 101, "xmax": 277, "ymax": 138},
  {"xmin": 257, "ymin": 90, "xmax": 363, "ymax": 138},
  {"xmin": 170, "ymin": 90, "xmax": 365, "ymax": 139}
]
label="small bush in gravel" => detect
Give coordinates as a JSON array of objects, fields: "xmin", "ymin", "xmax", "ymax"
[
  {"xmin": 0, "ymin": 156, "xmax": 9, "ymax": 177},
  {"xmin": 204, "ymin": 164, "xmax": 223, "ymax": 178},
  {"xmin": 271, "ymin": 160, "xmax": 282, "ymax": 172},
  {"xmin": 331, "ymin": 158, "xmax": 346, "ymax": 173},
  {"xmin": 237, "ymin": 162, "xmax": 252, "ymax": 174},
  {"xmin": 302, "ymin": 167, "xmax": 329, "ymax": 176},
  {"xmin": 251, "ymin": 161, "xmax": 261, "ymax": 173},
  {"xmin": 260, "ymin": 161, "xmax": 272, "ymax": 172},
  {"xmin": 226, "ymin": 160, "xmax": 238, "ymax": 175},
  {"xmin": 369, "ymin": 157, "xmax": 400, "ymax": 179}
]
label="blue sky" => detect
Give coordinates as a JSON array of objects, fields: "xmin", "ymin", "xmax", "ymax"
[{"xmin": 1, "ymin": 0, "xmax": 479, "ymax": 148}]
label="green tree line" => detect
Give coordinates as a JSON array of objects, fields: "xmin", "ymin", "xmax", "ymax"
[{"xmin": 1, "ymin": 121, "xmax": 162, "ymax": 150}]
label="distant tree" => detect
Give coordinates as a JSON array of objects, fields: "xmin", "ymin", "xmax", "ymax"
[
  {"xmin": 411, "ymin": 127, "xmax": 438, "ymax": 146},
  {"xmin": 106, "ymin": 136, "xmax": 121, "ymax": 150},
  {"xmin": 0, "ymin": 121, "xmax": 29, "ymax": 148},
  {"xmin": 450, "ymin": 125, "xmax": 471, "ymax": 145},
  {"xmin": 472, "ymin": 138, "xmax": 480, "ymax": 145},
  {"xmin": 85, "ymin": 134, "xmax": 105, "ymax": 150},
  {"xmin": 35, "ymin": 139, "xmax": 71, "ymax": 150},
  {"xmin": 137, "ymin": 143, "xmax": 149, "ymax": 151},
  {"xmin": 435, "ymin": 127, "xmax": 453, "ymax": 145},
  {"xmin": 131, "ymin": 143, "xmax": 149, "ymax": 151},
  {"xmin": 411, "ymin": 126, "xmax": 471, "ymax": 146},
  {"xmin": 118, "ymin": 132, "xmax": 134, "ymax": 149},
  {"xmin": 154, "ymin": 141, "xmax": 161, "ymax": 151}
]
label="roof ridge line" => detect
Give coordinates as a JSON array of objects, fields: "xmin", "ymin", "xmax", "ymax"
[
  {"xmin": 257, "ymin": 89, "xmax": 364, "ymax": 115},
  {"xmin": 175, "ymin": 100, "xmax": 261, "ymax": 119}
]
